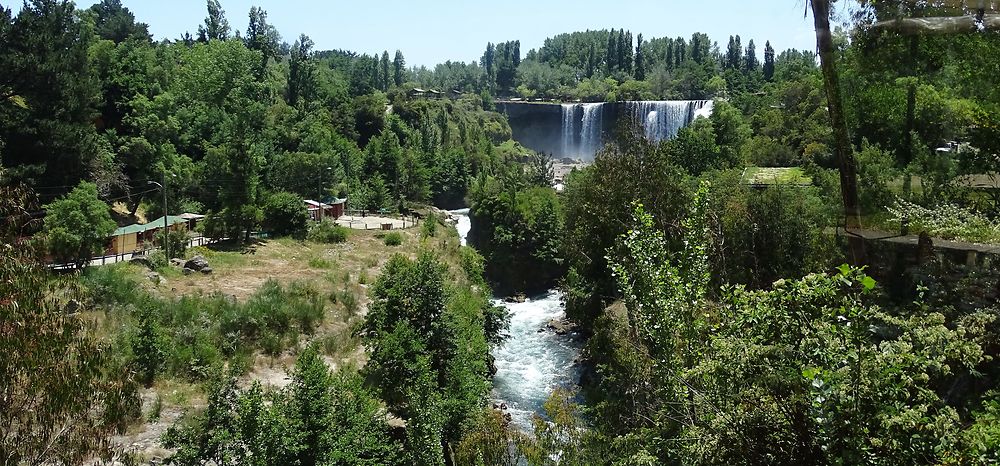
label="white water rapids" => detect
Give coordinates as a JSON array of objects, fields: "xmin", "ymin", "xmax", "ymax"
[{"xmin": 448, "ymin": 209, "xmax": 582, "ymax": 431}]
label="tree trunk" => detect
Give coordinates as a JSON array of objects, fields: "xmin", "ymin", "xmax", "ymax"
[
  {"xmin": 898, "ymin": 35, "xmax": 919, "ymax": 235},
  {"xmin": 810, "ymin": 0, "xmax": 866, "ymax": 265}
]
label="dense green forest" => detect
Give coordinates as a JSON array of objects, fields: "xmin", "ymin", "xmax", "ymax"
[{"xmin": 3, "ymin": 0, "xmax": 1000, "ymax": 465}]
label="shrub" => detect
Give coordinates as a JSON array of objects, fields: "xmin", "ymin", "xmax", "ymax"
[
  {"xmin": 383, "ymin": 232, "xmax": 403, "ymax": 246},
  {"xmin": 156, "ymin": 228, "xmax": 188, "ymax": 259},
  {"xmin": 422, "ymin": 213, "xmax": 438, "ymax": 238},
  {"xmin": 262, "ymin": 191, "xmax": 309, "ymax": 236},
  {"xmin": 307, "ymin": 220, "xmax": 348, "ymax": 244}
]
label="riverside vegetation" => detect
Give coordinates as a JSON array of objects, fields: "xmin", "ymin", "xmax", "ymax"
[{"xmin": 3, "ymin": 0, "xmax": 1000, "ymax": 465}]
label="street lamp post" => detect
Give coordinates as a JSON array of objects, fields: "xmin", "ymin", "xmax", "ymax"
[{"xmin": 148, "ymin": 172, "xmax": 174, "ymax": 259}]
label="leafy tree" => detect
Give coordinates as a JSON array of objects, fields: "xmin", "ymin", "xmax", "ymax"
[
  {"xmin": 288, "ymin": 34, "xmax": 317, "ymax": 106},
  {"xmin": 244, "ymin": 6, "xmax": 280, "ymax": 79},
  {"xmin": 763, "ymin": 40, "xmax": 776, "ymax": 80},
  {"xmin": 362, "ymin": 251, "xmax": 504, "ymax": 460},
  {"xmin": 164, "ymin": 349, "xmax": 400, "ymax": 465},
  {"xmin": 379, "ymin": 50, "xmax": 391, "ymax": 91},
  {"xmin": 0, "ymin": 239, "xmax": 140, "ymax": 464},
  {"xmin": 0, "ymin": 0, "xmax": 104, "ymax": 189},
  {"xmin": 262, "ymin": 191, "xmax": 309, "ymax": 236},
  {"xmin": 87, "ymin": 0, "xmax": 151, "ymax": 43},
  {"xmin": 393, "ymin": 50, "xmax": 406, "ymax": 87},
  {"xmin": 43, "ymin": 182, "xmax": 116, "ymax": 267},
  {"xmin": 743, "ymin": 38, "xmax": 759, "ymax": 73},
  {"xmin": 469, "ymin": 182, "xmax": 564, "ymax": 295},
  {"xmin": 634, "ymin": 33, "xmax": 646, "ymax": 80},
  {"xmin": 197, "ymin": 0, "xmax": 230, "ymax": 42}
]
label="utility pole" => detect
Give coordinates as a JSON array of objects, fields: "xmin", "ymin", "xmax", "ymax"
[
  {"xmin": 317, "ymin": 167, "xmax": 332, "ymax": 223},
  {"xmin": 148, "ymin": 173, "xmax": 170, "ymax": 259}
]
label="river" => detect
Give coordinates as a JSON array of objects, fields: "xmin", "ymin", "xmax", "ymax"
[{"xmin": 448, "ymin": 209, "xmax": 582, "ymax": 430}]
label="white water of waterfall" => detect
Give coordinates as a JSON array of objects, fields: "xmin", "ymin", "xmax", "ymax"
[
  {"xmin": 630, "ymin": 100, "xmax": 713, "ymax": 142},
  {"xmin": 561, "ymin": 104, "xmax": 576, "ymax": 157},
  {"xmin": 580, "ymin": 103, "xmax": 603, "ymax": 159},
  {"xmin": 449, "ymin": 209, "xmax": 582, "ymax": 431}
]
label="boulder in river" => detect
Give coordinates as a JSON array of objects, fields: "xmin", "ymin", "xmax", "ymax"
[{"xmin": 546, "ymin": 318, "xmax": 577, "ymax": 336}]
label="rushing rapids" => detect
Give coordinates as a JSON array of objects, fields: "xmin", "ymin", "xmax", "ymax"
[{"xmin": 450, "ymin": 209, "xmax": 582, "ymax": 431}]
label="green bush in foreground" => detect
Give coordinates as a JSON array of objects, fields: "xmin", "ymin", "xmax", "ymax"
[
  {"xmin": 383, "ymin": 231, "xmax": 402, "ymax": 246},
  {"xmin": 163, "ymin": 346, "xmax": 401, "ymax": 465},
  {"xmin": 307, "ymin": 220, "xmax": 349, "ymax": 243}
]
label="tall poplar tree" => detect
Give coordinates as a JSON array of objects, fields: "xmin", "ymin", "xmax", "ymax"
[
  {"xmin": 634, "ymin": 33, "xmax": 645, "ymax": 80},
  {"xmin": 197, "ymin": 0, "xmax": 230, "ymax": 42},
  {"xmin": 744, "ymin": 39, "xmax": 759, "ymax": 73},
  {"xmin": 763, "ymin": 40, "xmax": 776, "ymax": 80},
  {"xmin": 393, "ymin": 50, "xmax": 406, "ymax": 87},
  {"xmin": 379, "ymin": 50, "xmax": 391, "ymax": 91}
]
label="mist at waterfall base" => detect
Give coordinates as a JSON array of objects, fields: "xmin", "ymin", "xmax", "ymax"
[
  {"xmin": 498, "ymin": 100, "xmax": 715, "ymax": 162},
  {"xmin": 449, "ymin": 209, "xmax": 582, "ymax": 431}
]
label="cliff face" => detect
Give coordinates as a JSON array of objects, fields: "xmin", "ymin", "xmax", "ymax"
[
  {"xmin": 496, "ymin": 102, "xmax": 569, "ymax": 159},
  {"xmin": 496, "ymin": 101, "xmax": 712, "ymax": 161}
]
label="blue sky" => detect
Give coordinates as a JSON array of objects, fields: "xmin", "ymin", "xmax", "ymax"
[{"xmin": 113, "ymin": 0, "xmax": 819, "ymax": 67}]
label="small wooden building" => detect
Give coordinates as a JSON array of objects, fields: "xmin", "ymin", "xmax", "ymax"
[{"xmin": 305, "ymin": 199, "xmax": 346, "ymax": 221}]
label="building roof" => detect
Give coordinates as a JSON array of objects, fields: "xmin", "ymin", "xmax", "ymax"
[
  {"xmin": 112, "ymin": 215, "xmax": 188, "ymax": 237},
  {"xmin": 179, "ymin": 213, "xmax": 206, "ymax": 220},
  {"xmin": 112, "ymin": 223, "xmax": 147, "ymax": 236},
  {"xmin": 305, "ymin": 199, "xmax": 347, "ymax": 209}
]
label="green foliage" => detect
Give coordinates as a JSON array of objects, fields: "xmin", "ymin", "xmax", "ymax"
[
  {"xmin": 469, "ymin": 183, "xmax": 564, "ymax": 295},
  {"xmin": 888, "ymin": 198, "xmax": 1000, "ymax": 243},
  {"xmin": 560, "ymin": 128, "xmax": 694, "ymax": 325},
  {"xmin": 85, "ymin": 268, "xmax": 326, "ymax": 380},
  {"xmin": 362, "ymin": 252, "xmax": 506, "ymax": 458},
  {"xmin": 307, "ymin": 220, "xmax": 348, "ymax": 244},
  {"xmin": 262, "ymin": 191, "xmax": 309, "ymax": 236},
  {"xmin": 132, "ymin": 307, "xmax": 165, "ymax": 386},
  {"xmin": 706, "ymin": 170, "xmax": 836, "ymax": 289},
  {"xmin": 383, "ymin": 231, "xmax": 403, "ymax": 246},
  {"xmin": 455, "ymin": 409, "xmax": 525, "ymax": 466},
  {"xmin": 421, "ymin": 212, "xmax": 438, "ymax": 238},
  {"xmin": 578, "ymin": 195, "xmax": 999, "ymax": 465},
  {"xmin": 164, "ymin": 348, "xmax": 400, "ymax": 465},
  {"xmin": 43, "ymin": 182, "xmax": 117, "ymax": 267},
  {"xmin": 0, "ymin": 242, "xmax": 140, "ymax": 464},
  {"xmin": 521, "ymin": 389, "xmax": 597, "ymax": 465},
  {"xmin": 156, "ymin": 228, "xmax": 189, "ymax": 260}
]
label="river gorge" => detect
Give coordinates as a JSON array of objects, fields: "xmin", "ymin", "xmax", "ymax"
[{"xmin": 450, "ymin": 209, "xmax": 582, "ymax": 430}]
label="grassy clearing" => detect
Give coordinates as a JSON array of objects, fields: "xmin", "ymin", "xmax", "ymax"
[
  {"xmin": 744, "ymin": 167, "xmax": 812, "ymax": 186},
  {"xmin": 82, "ymin": 220, "xmax": 465, "ymax": 458}
]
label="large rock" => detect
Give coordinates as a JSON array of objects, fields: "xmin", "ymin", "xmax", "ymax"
[
  {"xmin": 129, "ymin": 256, "xmax": 155, "ymax": 270},
  {"xmin": 170, "ymin": 257, "xmax": 186, "ymax": 267},
  {"xmin": 182, "ymin": 267, "xmax": 194, "ymax": 276},
  {"xmin": 546, "ymin": 318, "xmax": 578, "ymax": 336},
  {"xmin": 146, "ymin": 271, "xmax": 164, "ymax": 285},
  {"xmin": 199, "ymin": 266, "xmax": 213, "ymax": 275},
  {"xmin": 184, "ymin": 255, "xmax": 209, "ymax": 271}
]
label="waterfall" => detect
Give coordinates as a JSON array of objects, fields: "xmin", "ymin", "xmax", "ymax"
[
  {"xmin": 629, "ymin": 100, "xmax": 713, "ymax": 142},
  {"xmin": 580, "ymin": 103, "xmax": 604, "ymax": 159},
  {"xmin": 561, "ymin": 104, "xmax": 577, "ymax": 157}
]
